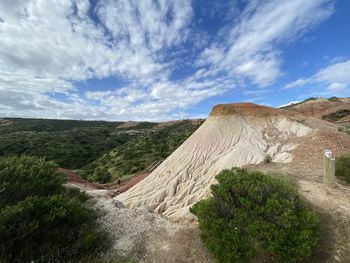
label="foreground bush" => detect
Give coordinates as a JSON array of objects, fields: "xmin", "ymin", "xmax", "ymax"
[
  {"xmin": 0, "ymin": 155, "xmax": 65, "ymax": 207},
  {"xmin": 336, "ymin": 154, "xmax": 350, "ymax": 183},
  {"xmin": 191, "ymin": 168, "xmax": 319, "ymax": 263},
  {"xmin": 0, "ymin": 156, "xmax": 108, "ymax": 262}
]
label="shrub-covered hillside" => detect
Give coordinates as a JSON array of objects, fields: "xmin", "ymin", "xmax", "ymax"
[
  {"xmin": 0, "ymin": 118, "xmax": 144, "ymax": 169},
  {"xmin": 0, "ymin": 117, "xmax": 124, "ymax": 134},
  {"xmin": 81, "ymin": 120, "xmax": 203, "ymax": 182},
  {"xmin": 322, "ymin": 109, "xmax": 350, "ymax": 122},
  {"xmin": 0, "ymin": 118, "xmax": 203, "ymax": 181}
]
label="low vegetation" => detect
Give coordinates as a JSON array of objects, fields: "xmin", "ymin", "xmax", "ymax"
[
  {"xmin": 263, "ymin": 154, "xmax": 272, "ymax": 164},
  {"xmin": 322, "ymin": 109, "xmax": 350, "ymax": 122},
  {"xmin": 0, "ymin": 118, "xmax": 203, "ymax": 183},
  {"xmin": 0, "ymin": 118, "xmax": 140, "ymax": 169},
  {"xmin": 0, "ymin": 156, "xmax": 108, "ymax": 262},
  {"xmin": 327, "ymin": 96, "xmax": 340, "ymax": 102},
  {"xmin": 191, "ymin": 168, "xmax": 320, "ymax": 263},
  {"xmin": 0, "ymin": 118, "xmax": 123, "ymax": 134},
  {"xmin": 338, "ymin": 126, "xmax": 350, "ymax": 136},
  {"xmin": 335, "ymin": 154, "xmax": 350, "ymax": 183}
]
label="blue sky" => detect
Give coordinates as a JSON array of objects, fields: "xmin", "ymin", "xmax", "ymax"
[{"xmin": 0, "ymin": 0, "xmax": 349, "ymax": 121}]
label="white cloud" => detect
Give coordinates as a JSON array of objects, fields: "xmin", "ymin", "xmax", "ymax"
[
  {"xmin": 284, "ymin": 60, "xmax": 350, "ymax": 92},
  {"xmin": 327, "ymin": 82, "xmax": 347, "ymax": 91},
  {"xmin": 0, "ymin": 0, "xmax": 336, "ymax": 120},
  {"xmin": 314, "ymin": 60, "xmax": 350, "ymax": 85},
  {"xmin": 284, "ymin": 78, "xmax": 311, "ymax": 89},
  {"xmin": 196, "ymin": 0, "xmax": 334, "ymax": 87}
]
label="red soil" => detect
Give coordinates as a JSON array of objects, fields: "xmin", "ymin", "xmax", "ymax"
[
  {"xmin": 58, "ymin": 168, "xmax": 106, "ymax": 190},
  {"xmin": 57, "ymin": 168, "xmax": 149, "ymax": 196}
]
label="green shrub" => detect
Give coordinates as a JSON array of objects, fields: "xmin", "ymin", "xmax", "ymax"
[
  {"xmin": 0, "ymin": 195, "xmax": 107, "ymax": 262},
  {"xmin": 191, "ymin": 168, "xmax": 320, "ymax": 263},
  {"xmin": 337, "ymin": 126, "xmax": 350, "ymax": 135},
  {"xmin": 85, "ymin": 167, "xmax": 112, "ymax": 183},
  {"xmin": 0, "ymin": 155, "xmax": 65, "ymax": 207},
  {"xmin": 335, "ymin": 154, "xmax": 350, "ymax": 183},
  {"xmin": 264, "ymin": 154, "xmax": 272, "ymax": 164},
  {"xmin": 0, "ymin": 155, "xmax": 108, "ymax": 262}
]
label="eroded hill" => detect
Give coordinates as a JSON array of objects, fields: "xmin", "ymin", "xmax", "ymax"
[{"xmin": 116, "ymin": 103, "xmax": 350, "ymax": 221}]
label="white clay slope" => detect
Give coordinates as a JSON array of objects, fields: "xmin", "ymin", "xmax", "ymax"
[{"xmin": 115, "ymin": 103, "xmax": 312, "ymax": 221}]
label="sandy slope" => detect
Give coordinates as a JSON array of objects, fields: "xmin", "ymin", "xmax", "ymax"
[
  {"xmin": 90, "ymin": 196, "xmax": 213, "ymax": 263},
  {"xmin": 115, "ymin": 103, "xmax": 328, "ymax": 220}
]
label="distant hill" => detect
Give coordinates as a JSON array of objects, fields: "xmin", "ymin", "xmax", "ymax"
[
  {"xmin": 281, "ymin": 97, "xmax": 350, "ymax": 123},
  {"xmin": 0, "ymin": 118, "xmax": 135, "ymax": 169},
  {"xmin": 0, "ymin": 117, "xmax": 124, "ymax": 134}
]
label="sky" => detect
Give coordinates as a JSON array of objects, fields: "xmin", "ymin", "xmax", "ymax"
[{"xmin": 0, "ymin": 0, "xmax": 349, "ymax": 121}]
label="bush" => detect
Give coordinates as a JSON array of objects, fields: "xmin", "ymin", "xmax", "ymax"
[
  {"xmin": 191, "ymin": 168, "xmax": 320, "ymax": 263},
  {"xmin": 336, "ymin": 154, "xmax": 350, "ymax": 183},
  {"xmin": 0, "ymin": 155, "xmax": 108, "ymax": 262},
  {"xmin": 338, "ymin": 127, "xmax": 350, "ymax": 136},
  {"xmin": 264, "ymin": 154, "xmax": 272, "ymax": 164},
  {"xmin": 0, "ymin": 155, "xmax": 65, "ymax": 207},
  {"xmin": 327, "ymin": 96, "xmax": 340, "ymax": 102},
  {"xmin": 85, "ymin": 167, "xmax": 112, "ymax": 183}
]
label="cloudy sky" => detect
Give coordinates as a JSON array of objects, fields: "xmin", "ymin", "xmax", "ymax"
[{"xmin": 0, "ymin": 0, "xmax": 349, "ymax": 120}]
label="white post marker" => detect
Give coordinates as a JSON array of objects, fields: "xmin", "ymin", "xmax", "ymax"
[{"xmin": 324, "ymin": 149, "xmax": 335, "ymax": 188}]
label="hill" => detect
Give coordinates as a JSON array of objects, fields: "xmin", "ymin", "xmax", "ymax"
[
  {"xmin": 281, "ymin": 97, "xmax": 350, "ymax": 124},
  {"xmin": 116, "ymin": 102, "xmax": 350, "ymax": 221}
]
